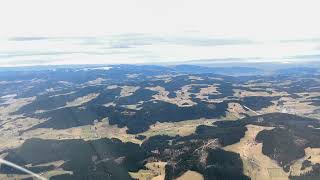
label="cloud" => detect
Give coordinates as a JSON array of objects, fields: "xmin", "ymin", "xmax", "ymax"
[
  {"xmin": 8, "ymin": 37, "xmax": 50, "ymax": 41},
  {"xmin": 0, "ymin": 0, "xmax": 320, "ymax": 66},
  {"xmin": 288, "ymin": 54, "xmax": 320, "ymax": 60},
  {"xmin": 0, "ymin": 0, "xmax": 319, "ymax": 40},
  {"xmin": 0, "ymin": 33, "xmax": 320, "ymax": 67},
  {"xmin": 280, "ymin": 38, "xmax": 320, "ymax": 43}
]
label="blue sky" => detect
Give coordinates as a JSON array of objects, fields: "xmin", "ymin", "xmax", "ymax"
[{"xmin": 0, "ymin": 0, "xmax": 320, "ymax": 66}]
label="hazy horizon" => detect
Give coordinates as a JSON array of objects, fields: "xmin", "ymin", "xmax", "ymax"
[{"xmin": 1, "ymin": 0, "xmax": 320, "ymax": 67}]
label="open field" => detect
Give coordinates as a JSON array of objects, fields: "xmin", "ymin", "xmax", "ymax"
[
  {"xmin": 65, "ymin": 93, "xmax": 99, "ymax": 107},
  {"xmin": 223, "ymin": 102, "xmax": 249, "ymax": 120},
  {"xmin": 139, "ymin": 119, "xmax": 215, "ymax": 139},
  {"xmin": 130, "ymin": 161, "xmax": 167, "ymax": 180},
  {"xmin": 289, "ymin": 147, "xmax": 320, "ymax": 176},
  {"xmin": 19, "ymin": 118, "xmax": 141, "ymax": 144},
  {"xmin": 224, "ymin": 125, "xmax": 288, "ymax": 180},
  {"xmin": 233, "ymin": 89, "xmax": 288, "ymax": 98},
  {"xmin": 146, "ymin": 85, "xmax": 196, "ymax": 107},
  {"xmin": 176, "ymin": 170, "xmax": 204, "ymax": 180},
  {"xmin": 1, "ymin": 114, "xmax": 216, "ymax": 152},
  {"xmin": 194, "ymin": 84, "xmax": 220, "ymax": 100},
  {"xmin": 120, "ymin": 86, "xmax": 140, "ymax": 97},
  {"xmin": 19, "ymin": 118, "xmax": 216, "ymax": 146},
  {"xmin": 0, "ymin": 97, "xmax": 35, "ymax": 117}
]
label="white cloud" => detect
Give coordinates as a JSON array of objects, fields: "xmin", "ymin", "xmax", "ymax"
[
  {"xmin": 0, "ymin": 0, "xmax": 320, "ymax": 66},
  {"xmin": 0, "ymin": 34, "xmax": 319, "ymax": 66},
  {"xmin": 0, "ymin": 0, "xmax": 320, "ymax": 39}
]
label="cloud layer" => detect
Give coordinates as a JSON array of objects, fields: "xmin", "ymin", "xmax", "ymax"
[
  {"xmin": 0, "ymin": 0, "xmax": 320, "ymax": 66},
  {"xmin": 0, "ymin": 33, "xmax": 320, "ymax": 67}
]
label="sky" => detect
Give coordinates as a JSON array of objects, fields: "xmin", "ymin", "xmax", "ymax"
[{"xmin": 0, "ymin": 0, "xmax": 320, "ymax": 66}]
